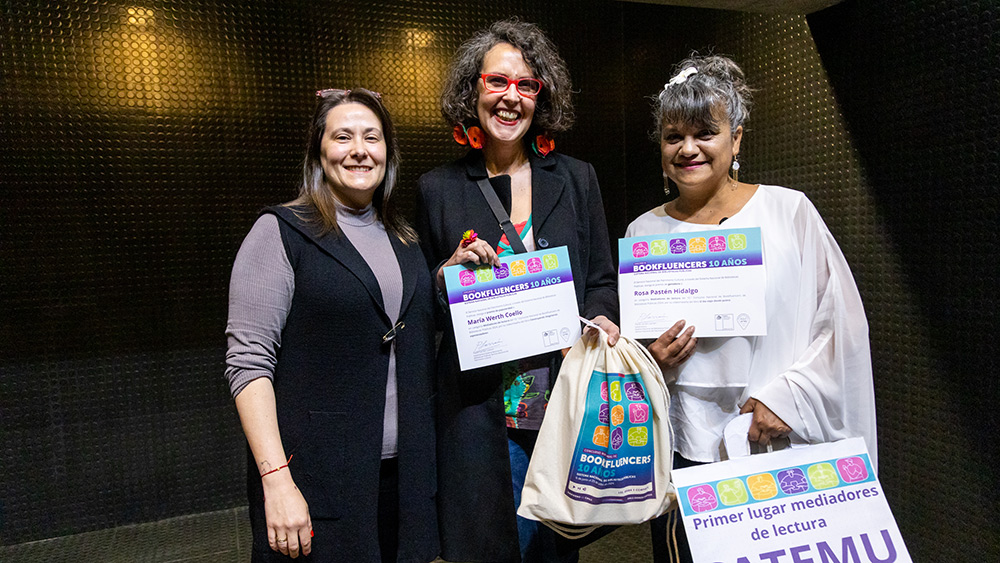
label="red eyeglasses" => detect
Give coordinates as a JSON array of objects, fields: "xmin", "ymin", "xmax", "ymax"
[{"xmin": 480, "ymin": 74, "xmax": 544, "ymax": 97}]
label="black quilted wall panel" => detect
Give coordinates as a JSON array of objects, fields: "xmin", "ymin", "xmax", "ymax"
[
  {"xmin": 0, "ymin": 0, "xmax": 626, "ymax": 545},
  {"xmin": 807, "ymin": 2, "xmax": 999, "ymax": 560}
]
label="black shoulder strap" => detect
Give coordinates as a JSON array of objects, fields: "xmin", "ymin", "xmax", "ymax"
[{"xmin": 476, "ymin": 177, "xmax": 528, "ymax": 254}]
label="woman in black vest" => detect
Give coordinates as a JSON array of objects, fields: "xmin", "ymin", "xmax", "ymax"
[
  {"xmin": 416, "ymin": 20, "xmax": 619, "ymax": 563},
  {"xmin": 226, "ymin": 89, "xmax": 438, "ymax": 562}
]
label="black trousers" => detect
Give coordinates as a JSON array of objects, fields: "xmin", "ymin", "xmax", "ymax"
[{"xmin": 378, "ymin": 457, "xmax": 400, "ymax": 563}]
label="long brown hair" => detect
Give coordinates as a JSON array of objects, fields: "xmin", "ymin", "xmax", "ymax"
[{"xmin": 288, "ymin": 88, "xmax": 416, "ymax": 243}]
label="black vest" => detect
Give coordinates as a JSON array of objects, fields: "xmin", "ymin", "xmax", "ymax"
[{"xmin": 246, "ymin": 206, "xmax": 438, "ymax": 563}]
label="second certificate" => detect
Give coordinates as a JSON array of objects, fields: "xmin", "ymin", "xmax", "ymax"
[{"xmin": 619, "ymin": 227, "xmax": 767, "ymax": 339}]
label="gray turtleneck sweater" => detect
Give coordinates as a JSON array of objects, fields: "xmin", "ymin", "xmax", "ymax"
[{"xmin": 225, "ymin": 203, "xmax": 402, "ymax": 459}]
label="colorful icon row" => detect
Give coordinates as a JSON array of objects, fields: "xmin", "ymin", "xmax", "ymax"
[
  {"xmin": 592, "ymin": 425, "xmax": 649, "ymax": 449},
  {"xmin": 600, "ymin": 380, "xmax": 646, "ymax": 402},
  {"xmin": 458, "ymin": 253, "xmax": 560, "ymax": 286},
  {"xmin": 686, "ymin": 457, "xmax": 871, "ymax": 513},
  {"xmin": 598, "ymin": 403, "xmax": 649, "ymax": 426},
  {"xmin": 632, "ymin": 234, "xmax": 748, "ymax": 258}
]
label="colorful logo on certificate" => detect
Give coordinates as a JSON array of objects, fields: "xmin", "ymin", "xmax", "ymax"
[
  {"xmin": 651, "ymin": 239, "xmax": 669, "ymax": 255},
  {"xmin": 474, "ymin": 268, "xmax": 494, "ymax": 283},
  {"xmin": 777, "ymin": 468, "xmax": 809, "ymax": 494},
  {"xmin": 632, "ymin": 241, "xmax": 649, "ymax": 258},
  {"xmin": 679, "ymin": 453, "xmax": 876, "ymax": 514},
  {"xmin": 717, "ymin": 479, "xmax": 748, "ymax": 505},
  {"xmin": 727, "ymin": 233, "xmax": 747, "ymax": 250},
  {"xmin": 459, "ymin": 270, "xmax": 476, "ymax": 286}
]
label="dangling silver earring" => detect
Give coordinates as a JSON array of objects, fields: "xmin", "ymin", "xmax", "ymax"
[
  {"xmin": 731, "ymin": 155, "xmax": 740, "ymax": 189},
  {"xmin": 663, "ymin": 173, "xmax": 671, "ymax": 197}
]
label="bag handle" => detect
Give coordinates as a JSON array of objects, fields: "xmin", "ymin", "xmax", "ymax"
[
  {"xmin": 477, "ymin": 177, "xmax": 528, "ymax": 254},
  {"xmin": 540, "ymin": 520, "xmax": 602, "ymax": 540}
]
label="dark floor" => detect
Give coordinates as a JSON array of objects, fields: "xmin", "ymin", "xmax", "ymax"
[{"xmin": 0, "ymin": 508, "xmax": 653, "ymax": 562}]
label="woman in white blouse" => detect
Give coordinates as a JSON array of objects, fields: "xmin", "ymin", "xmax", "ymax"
[{"xmin": 626, "ymin": 55, "xmax": 876, "ymax": 563}]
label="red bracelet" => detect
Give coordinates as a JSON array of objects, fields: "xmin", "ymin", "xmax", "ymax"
[{"xmin": 260, "ymin": 455, "xmax": 293, "ymax": 479}]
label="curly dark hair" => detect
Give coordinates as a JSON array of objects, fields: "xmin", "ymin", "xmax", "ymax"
[{"xmin": 440, "ymin": 18, "xmax": 575, "ymax": 137}]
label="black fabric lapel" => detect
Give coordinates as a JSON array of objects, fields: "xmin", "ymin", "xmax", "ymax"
[
  {"xmin": 390, "ymin": 235, "xmax": 420, "ymax": 316},
  {"xmin": 529, "ymin": 154, "xmax": 565, "ymax": 234}
]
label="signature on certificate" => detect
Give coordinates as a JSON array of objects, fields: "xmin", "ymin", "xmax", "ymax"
[
  {"xmin": 637, "ymin": 311, "xmax": 670, "ymax": 323},
  {"xmin": 475, "ymin": 339, "xmax": 504, "ymax": 353}
]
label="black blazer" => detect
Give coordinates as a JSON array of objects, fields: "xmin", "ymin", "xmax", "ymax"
[
  {"xmin": 246, "ymin": 206, "xmax": 439, "ymax": 563},
  {"xmin": 415, "ymin": 151, "xmax": 618, "ymax": 563}
]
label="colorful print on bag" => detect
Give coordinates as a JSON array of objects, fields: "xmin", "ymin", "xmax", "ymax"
[{"xmin": 566, "ymin": 369, "xmax": 655, "ymax": 504}]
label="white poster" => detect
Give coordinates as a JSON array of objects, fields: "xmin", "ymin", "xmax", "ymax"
[{"xmin": 672, "ymin": 438, "xmax": 911, "ymax": 563}]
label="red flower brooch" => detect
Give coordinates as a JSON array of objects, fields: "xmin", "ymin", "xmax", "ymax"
[
  {"xmin": 532, "ymin": 133, "xmax": 555, "ymax": 157},
  {"xmin": 452, "ymin": 124, "xmax": 484, "ymax": 149}
]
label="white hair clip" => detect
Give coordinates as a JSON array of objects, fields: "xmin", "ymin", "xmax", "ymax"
[{"xmin": 665, "ymin": 67, "xmax": 698, "ymax": 88}]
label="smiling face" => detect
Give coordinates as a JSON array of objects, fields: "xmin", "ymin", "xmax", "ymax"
[
  {"xmin": 660, "ymin": 106, "xmax": 742, "ymax": 192},
  {"xmin": 319, "ymin": 102, "xmax": 387, "ymax": 209},
  {"xmin": 476, "ymin": 42, "xmax": 537, "ymax": 147}
]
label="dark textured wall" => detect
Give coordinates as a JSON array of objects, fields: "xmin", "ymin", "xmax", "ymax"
[
  {"xmin": 808, "ymin": 2, "xmax": 999, "ymax": 560},
  {"xmin": 0, "ymin": 0, "xmax": 625, "ymax": 545},
  {"xmin": 2, "ymin": 0, "xmax": 998, "ymax": 560},
  {"xmin": 620, "ymin": 2, "xmax": 999, "ymax": 561}
]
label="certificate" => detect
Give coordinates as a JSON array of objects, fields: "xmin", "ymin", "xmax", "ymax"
[
  {"xmin": 619, "ymin": 228, "xmax": 766, "ymax": 338},
  {"xmin": 444, "ymin": 246, "xmax": 581, "ymax": 370}
]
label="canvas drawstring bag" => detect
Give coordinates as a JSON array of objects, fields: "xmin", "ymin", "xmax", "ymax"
[{"xmin": 517, "ymin": 332, "xmax": 676, "ymax": 538}]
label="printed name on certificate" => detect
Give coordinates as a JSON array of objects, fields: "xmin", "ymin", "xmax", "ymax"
[
  {"xmin": 444, "ymin": 246, "xmax": 581, "ymax": 370},
  {"xmin": 619, "ymin": 228, "xmax": 767, "ymax": 338}
]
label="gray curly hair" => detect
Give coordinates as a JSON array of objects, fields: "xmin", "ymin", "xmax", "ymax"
[
  {"xmin": 440, "ymin": 18, "xmax": 575, "ymax": 135},
  {"xmin": 653, "ymin": 54, "xmax": 753, "ymax": 139}
]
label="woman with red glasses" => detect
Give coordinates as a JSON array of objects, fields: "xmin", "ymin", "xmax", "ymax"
[{"xmin": 416, "ymin": 18, "xmax": 619, "ymax": 563}]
